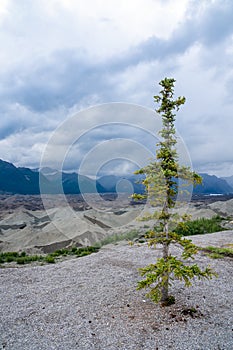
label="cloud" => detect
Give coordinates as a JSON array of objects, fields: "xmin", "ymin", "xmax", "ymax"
[
  {"xmin": 2, "ymin": 0, "xmax": 232, "ymax": 115},
  {"xmin": 0, "ymin": 0, "xmax": 233, "ymax": 176},
  {"xmin": 0, "ymin": 129, "xmax": 50, "ymax": 167},
  {"xmin": 197, "ymin": 0, "xmax": 233, "ymax": 45},
  {"xmin": 62, "ymin": 124, "xmax": 158, "ymax": 174},
  {"xmin": 1, "ymin": 0, "xmax": 232, "ymax": 113},
  {"xmin": 39, "ymin": 103, "xmax": 164, "ymax": 173},
  {"xmin": 120, "ymin": 0, "xmax": 233, "ymax": 68}
]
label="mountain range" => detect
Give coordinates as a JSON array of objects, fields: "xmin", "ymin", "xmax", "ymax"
[{"xmin": 0, "ymin": 159, "xmax": 233, "ymax": 195}]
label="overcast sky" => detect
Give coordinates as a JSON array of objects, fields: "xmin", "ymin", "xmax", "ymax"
[{"xmin": 0, "ymin": 0, "xmax": 233, "ymax": 177}]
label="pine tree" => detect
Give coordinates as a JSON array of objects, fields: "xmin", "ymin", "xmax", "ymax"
[{"xmin": 133, "ymin": 78, "xmax": 217, "ymax": 305}]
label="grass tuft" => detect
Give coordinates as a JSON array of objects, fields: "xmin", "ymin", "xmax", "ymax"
[
  {"xmin": 174, "ymin": 215, "xmax": 226, "ymax": 236},
  {"xmin": 0, "ymin": 246, "xmax": 100, "ymax": 267},
  {"xmin": 96, "ymin": 229, "xmax": 140, "ymax": 247},
  {"xmin": 200, "ymin": 246, "xmax": 233, "ymax": 259}
]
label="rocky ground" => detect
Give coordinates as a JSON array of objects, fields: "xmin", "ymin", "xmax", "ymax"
[
  {"xmin": 0, "ymin": 233, "xmax": 232, "ymax": 350},
  {"xmin": 0, "ymin": 195, "xmax": 232, "ymax": 349}
]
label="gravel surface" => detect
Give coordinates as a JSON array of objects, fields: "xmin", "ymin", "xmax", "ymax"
[{"xmin": 0, "ymin": 232, "xmax": 232, "ymax": 350}]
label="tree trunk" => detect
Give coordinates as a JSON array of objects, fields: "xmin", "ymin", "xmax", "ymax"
[
  {"xmin": 161, "ymin": 240, "xmax": 169, "ymax": 302},
  {"xmin": 160, "ymin": 201, "xmax": 170, "ymax": 301}
]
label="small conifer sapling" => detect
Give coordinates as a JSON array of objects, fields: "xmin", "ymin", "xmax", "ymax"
[{"xmin": 133, "ymin": 78, "xmax": 217, "ymax": 305}]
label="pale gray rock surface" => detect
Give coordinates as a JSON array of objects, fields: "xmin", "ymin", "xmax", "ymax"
[
  {"xmin": 1, "ymin": 197, "xmax": 233, "ymax": 253},
  {"xmin": 0, "ymin": 232, "xmax": 232, "ymax": 350}
]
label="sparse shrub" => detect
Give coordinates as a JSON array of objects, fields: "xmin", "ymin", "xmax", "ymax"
[
  {"xmin": 97, "ymin": 230, "xmax": 140, "ymax": 247},
  {"xmin": 6, "ymin": 256, "xmax": 14, "ymax": 263},
  {"xmin": 201, "ymin": 246, "xmax": 233, "ymax": 258},
  {"xmin": 208, "ymin": 253, "xmax": 223, "ymax": 259},
  {"xmin": 45, "ymin": 255, "xmax": 55, "ymax": 263},
  {"xmin": 77, "ymin": 251, "xmax": 90, "ymax": 257},
  {"xmin": 16, "ymin": 257, "xmax": 26, "ymax": 264},
  {"xmin": 10, "ymin": 252, "xmax": 18, "ymax": 257},
  {"xmin": 0, "ymin": 245, "xmax": 100, "ymax": 267},
  {"xmin": 175, "ymin": 215, "xmax": 226, "ymax": 236},
  {"xmin": 75, "ymin": 247, "xmax": 99, "ymax": 257}
]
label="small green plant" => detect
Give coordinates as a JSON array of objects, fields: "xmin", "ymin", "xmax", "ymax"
[
  {"xmin": 200, "ymin": 246, "xmax": 233, "ymax": 259},
  {"xmin": 6, "ymin": 256, "xmax": 14, "ymax": 263},
  {"xmin": 162, "ymin": 295, "xmax": 175, "ymax": 306},
  {"xmin": 143, "ymin": 225, "xmax": 150, "ymax": 229},
  {"xmin": 175, "ymin": 215, "xmax": 226, "ymax": 236},
  {"xmin": 16, "ymin": 257, "xmax": 26, "ymax": 265},
  {"xmin": 45, "ymin": 255, "xmax": 55, "ymax": 263},
  {"xmin": 208, "ymin": 253, "xmax": 222, "ymax": 259},
  {"xmin": 181, "ymin": 307, "xmax": 197, "ymax": 317},
  {"xmin": 0, "ymin": 245, "xmax": 100, "ymax": 267},
  {"xmin": 96, "ymin": 230, "xmax": 140, "ymax": 247}
]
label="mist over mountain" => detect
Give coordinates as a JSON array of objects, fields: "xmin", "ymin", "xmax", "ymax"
[
  {"xmin": 222, "ymin": 175, "xmax": 233, "ymax": 189},
  {"xmin": 0, "ymin": 159, "xmax": 232, "ymax": 196}
]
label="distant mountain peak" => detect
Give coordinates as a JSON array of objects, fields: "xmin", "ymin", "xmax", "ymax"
[{"xmin": 0, "ymin": 159, "xmax": 232, "ymax": 195}]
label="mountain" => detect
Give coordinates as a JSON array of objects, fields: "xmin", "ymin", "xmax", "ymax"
[
  {"xmin": 61, "ymin": 172, "xmax": 106, "ymax": 194},
  {"xmin": 0, "ymin": 159, "xmax": 49, "ymax": 194},
  {"xmin": 41, "ymin": 170, "xmax": 107, "ymax": 194},
  {"xmin": 193, "ymin": 173, "xmax": 233, "ymax": 194},
  {"xmin": 98, "ymin": 174, "xmax": 145, "ymax": 194},
  {"xmin": 97, "ymin": 175, "xmax": 118, "ymax": 192},
  {"xmin": 41, "ymin": 172, "xmax": 145, "ymax": 195},
  {"xmin": 222, "ymin": 175, "xmax": 233, "ymax": 189},
  {"xmin": 0, "ymin": 159, "xmax": 232, "ymax": 195},
  {"xmin": 0, "ymin": 160, "xmax": 107, "ymax": 195}
]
